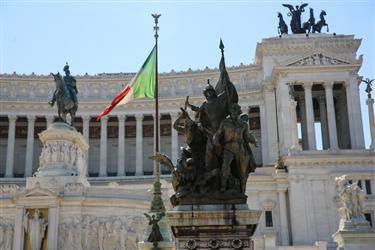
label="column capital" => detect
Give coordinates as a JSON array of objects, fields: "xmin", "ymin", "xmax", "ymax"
[
  {"xmin": 303, "ymin": 82, "xmax": 313, "ymax": 89},
  {"xmin": 82, "ymin": 115, "xmax": 91, "ymax": 121},
  {"xmin": 27, "ymin": 115, "xmax": 36, "ymax": 122},
  {"xmin": 117, "ymin": 114, "xmax": 126, "ymax": 121},
  {"xmin": 8, "ymin": 115, "xmax": 17, "ymax": 122},
  {"xmin": 323, "ymin": 81, "xmax": 334, "ymax": 89},
  {"xmin": 342, "ymin": 81, "xmax": 350, "ymax": 89},
  {"xmin": 134, "ymin": 113, "xmax": 144, "ymax": 121}
]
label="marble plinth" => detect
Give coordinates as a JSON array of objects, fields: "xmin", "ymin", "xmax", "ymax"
[
  {"xmin": 166, "ymin": 204, "xmax": 261, "ymax": 250},
  {"xmin": 332, "ymin": 229, "xmax": 375, "ymax": 250},
  {"xmin": 34, "ymin": 122, "xmax": 88, "ymax": 178}
]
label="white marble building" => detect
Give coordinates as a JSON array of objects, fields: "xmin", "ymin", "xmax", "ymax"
[{"xmin": 0, "ymin": 34, "xmax": 374, "ymax": 250}]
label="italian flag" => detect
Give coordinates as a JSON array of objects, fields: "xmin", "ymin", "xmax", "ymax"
[{"xmin": 96, "ymin": 46, "xmax": 156, "ymax": 121}]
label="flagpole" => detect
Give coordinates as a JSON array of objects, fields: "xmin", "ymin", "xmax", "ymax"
[{"xmin": 150, "ymin": 13, "xmax": 165, "ymax": 213}]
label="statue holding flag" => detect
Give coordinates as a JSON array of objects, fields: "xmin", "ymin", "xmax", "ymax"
[{"xmin": 152, "ymin": 40, "xmax": 257, "ymax": 206}]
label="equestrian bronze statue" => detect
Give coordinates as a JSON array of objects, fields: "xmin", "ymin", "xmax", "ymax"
[{"xmin": 49, "ymin": 63, "xmax": 78, "ymax": 126}]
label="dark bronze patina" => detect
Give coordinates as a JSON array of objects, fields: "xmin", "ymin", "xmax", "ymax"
[
  {"xmin": 280, "ymin": 3, "xmax": 329, "ymax": 34},
  {"xmin": 151, "ymin": 41, "xmax": 257, "ymax": 206},
  {"xmin": 49, "ymin": 63, "xmax": 78, "ymax": 126}
]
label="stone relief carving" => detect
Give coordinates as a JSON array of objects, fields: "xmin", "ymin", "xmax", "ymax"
[
  {"xmin": 288, "ymin": 53, "xmax": 350, "ymax": 66},
  {"xmin": 0, "ymin": 217, "xmax": 14, "ymax": 250},
  {"xmin": 0, "ymin": 184, "xmax": 25, "ymax": 195},
  {"xmin": 64, "ymin": 183, "xmax": 85, "ymax": 193},
  {"xmin": 58, "ymin": 215, "xmax": 145, "ymax": 250},
  {"xmin": 335, "ymin": 175, "xmax": 369, "ymax": 230},
  {"xmin": 38, "ymin": 140, "xmax": 86, "ymax": 176}
]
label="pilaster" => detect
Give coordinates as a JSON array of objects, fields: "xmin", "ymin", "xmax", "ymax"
[
  {"xmin": 5, "ymin": 115, "xmax": 17, "ymax": 178},
  {"xmin": 25, "ymin": 115, "xmax": 36, "ymax": 177},
  {"xmin": 117, "ymin": 115, "xmax": 126, "ymax": 176},
  {"xmin": 99, "ymin": 116, "xmax": 108, "ymax": 177},
  {"xmin": 135, "ymin": 114, "xmax": 144, "ymax": 176}
]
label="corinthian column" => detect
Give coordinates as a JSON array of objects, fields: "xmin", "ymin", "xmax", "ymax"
[
  {"xmin": 82, "ymin": 115, "xmax": 90, "ymax": 175},
  {"xmin": 5, "ymin": 115, "xmax": 17, "ymax": 177},
  {"xmin": 117, "ymin": 115, "xmax": 126, "ymax": 176},
  {"xmin": 25, "ymin": 115, "xmax": 36, "ymax": 177},
  {"xmin": 324, "ymin": 82, "xmax": 338, "ymax": 150},
  {"xmin": 318, "ymin": 96, "xmax": 329, "ymax": 149},
  {"xmin": 99, "ymin": 116, "xmax": 108, "ymax": 177},
  {"xmin": 367, "ymin": 98, "xmax": 375, "ymax": 149},
  {"xmin": 170, "ymin": 112, "xmax": 179, "ymax": 164},
  {"xmin": 135, "ymin": 114, "xmax": 144, "ymax": 176},
  {"xmin": 303, "ymin": 82, "xmax": 316, "ymax": 150}
]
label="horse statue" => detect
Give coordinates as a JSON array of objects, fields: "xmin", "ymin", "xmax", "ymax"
[
  {"xmin": 50, "ymin": 72, "xmax": 78, "ymax": 126},
  {"xmin": 313, "ymin": 10, "xmax": 329, "ymax": 33},
  {"xmin": 302, "ymin": 8, "xmax": 315, "ymax": 33},
  {"xmin": 277, "ymin": 12, "xmax": 288, "ymax": 35}
]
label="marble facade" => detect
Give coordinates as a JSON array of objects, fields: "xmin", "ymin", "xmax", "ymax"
[{"xmin": 0, "ymin": 34, "xmax": 374, "ymax": 250}]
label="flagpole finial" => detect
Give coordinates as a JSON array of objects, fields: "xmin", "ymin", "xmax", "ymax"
[
  {"xmin": 219, "ymin": 39, "xmax": 225, "ymax": 56},
  {"xmin": 152, "ymin": 13, "xmax": 161, "ymax": 39}
]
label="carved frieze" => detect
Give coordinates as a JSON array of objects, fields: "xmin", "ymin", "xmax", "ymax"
[
  {"xmin": 58, "ymin": 215, "xmax": 145, "ymax": 250},
  {"xmin": 0, "ymin": 217, "xmax": 14, "ymax": 250},
  {"xmin": 287, "ymin": 53, "xmax": 350, "ymax": 67},
  {"xmin": 0, "ymin": 184, "xmax": 25, "ymax": 196}
]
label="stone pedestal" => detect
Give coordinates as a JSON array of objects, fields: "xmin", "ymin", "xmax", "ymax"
[
  {"xmin": 26, "ymin": 122, "xmax": 90, "ymax": 193},
  {"xmin": 166, "ymin": 204, "xmax": 261, "ymax": 250},
  {"xmin": 332, "ymin": 229, "xmax": 375, "ymax": 250}
]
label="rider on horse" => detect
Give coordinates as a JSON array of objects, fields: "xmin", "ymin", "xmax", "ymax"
[{"xmin": 49, "ymin": 63, "xmax": 78, "ymax": 106}]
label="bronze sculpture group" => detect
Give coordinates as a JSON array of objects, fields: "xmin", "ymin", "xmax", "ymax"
[
  {"xmin": 151, "ymin": 41, "xmax": 257, "ymax": 206},
  {"xmin": 278, "ymin": 3, "xmax": 329, "ymax": 35}
]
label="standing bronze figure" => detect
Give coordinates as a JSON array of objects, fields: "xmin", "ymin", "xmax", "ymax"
[
  {"xmin": 282, "ymin": 3, "xmax": 309, "ymax": 33},
  {"xmin": 49, "ymin": 63, "xmax": 78, "ymax": 126}
]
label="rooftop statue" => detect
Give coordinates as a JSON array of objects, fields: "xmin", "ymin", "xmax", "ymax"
[
  {"xmin": 151, "ymin": 41, "xmax": 257, "ymax": 206},
  {"xmin": 49, "ymin": 63, "xmax": 78, "ymax": 126},
  {"xmin": 282, "ymin": 3, "xmax": 308, "ymax": 34},
  {"xmin": 280, "ymin": 3, "xmax": 329, "ymax": 34}
]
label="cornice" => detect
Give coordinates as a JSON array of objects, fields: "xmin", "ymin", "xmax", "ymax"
[
  {"xmin": 284, "ymin": 150, "xmax": 375, "ymax": 167},
  {"xmin": 255, "ymin": 34, "xmax": 361, "ymax": 63}
]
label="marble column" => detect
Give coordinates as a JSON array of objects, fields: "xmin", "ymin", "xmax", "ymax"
[
  {"xmin": 25, "ymin": 115, "xmax": 36, "ymax": 177},
  {"xmin": 324, "ymin": 82, "xmax": 338, "ymax": 149},
  {"xmin": 259, "ymin": 104, "xmax": 268, "ymax": 165},
  {"xmin": 5, "ymin": 115, "xmax": 17, "ymax": 178},
  {"xmin": 289, "ymin": 99, "xmax": 301, "ymax": 153},
  {"xmin": 298, "ymin": 96, "xmax": 308, "ymax": 150},
  {"xmin": 135, "ymin": 114, "xmax": 144, "ymax": 176},
  {"xmin": 47, "ymin": 206, "xmax": 59, "ymax": 250},
  {"xmin": 82, "ymin": 115, "xmax": 90, "ymax": 175},
  {"xmin": 277, "ymin": 189, "xmax": 290, "ymax": 245},
  {"xmin": 367, "ymin": 98, "xmax": 375, "ymax": 150},
  {"xmin": 303, "ymin": 82, "xmax": 316, "ymax": 150},
  {"xmin": 117, "ymin": 115, "xmax": 126, "ymax": 176},
  {"xmin": 46, "ymin": 115, "xmax": 54, "ymax": 128},
  {"xmin": 12, "ymin": 207, "xmax": 25, "ymax": 250},
  {"xmin": 345, "ymin": 78, "xmax": 365, "ymax": 149},
  {"xmin": 99, "ymin": 116, "xmax": 108, "ymax": 177},
  {"xmin": 318, "ymin": 96, "xmax": 329, "ymax": 150},
  {"xmin": 170, "ymin": 112, "xmax": 179, "ymax": 165},
  {"xmin": 263, "ymin": 87, "xmax": 279, "ymax": 164}
]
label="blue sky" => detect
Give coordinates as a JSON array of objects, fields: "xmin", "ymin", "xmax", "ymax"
[{"xmin": 1, "ymin": 0, "xmax": 374, "ymax": 148}]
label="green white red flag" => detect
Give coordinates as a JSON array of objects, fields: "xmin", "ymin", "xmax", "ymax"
[{"xmin": 96, "ymin": 46, "xmax": 156, "ymax": 121}]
